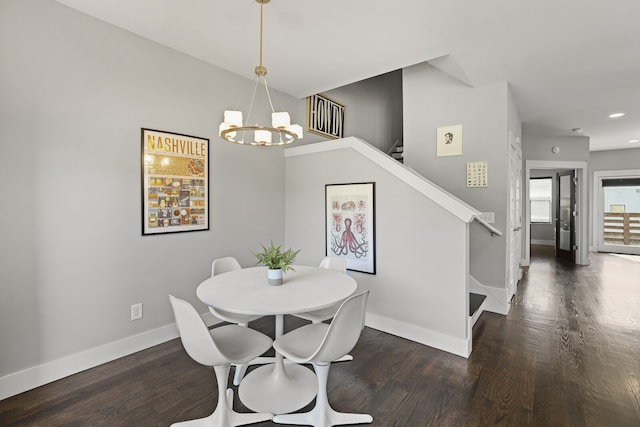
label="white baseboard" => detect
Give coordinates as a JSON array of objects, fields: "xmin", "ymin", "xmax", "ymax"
[
  {"xmin": 0, "ymin": 312, "xmax": 221, "ymax": 401},
  {"xmin": 365, "ymin": 312, "xmax": 471, "ymax": 358},
  {"xmin": 468, "ymin": 275, "xmax": 510, "ymax": 316},
  {"xmin": 531, "ymin": 239, "xmax": 555, "ymax": 246}
]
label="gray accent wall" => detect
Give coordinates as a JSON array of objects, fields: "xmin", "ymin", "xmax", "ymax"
[
  {"xmin": 0, "ymin": 0, "xmax": 311, "ymax": 378},
  {"xmin": 402, "ymin": 62, "xmax": 518, "ymax": 290},
  {"xmin": 322, "ymin": 71, "xmax": 403, "ymax": 153}
]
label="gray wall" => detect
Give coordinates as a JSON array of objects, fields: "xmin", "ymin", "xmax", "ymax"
[
  {"xmin": 589, "ymin": 147, "xmax": 640, "ymax": 171},
  {"xmin": 522, "ymin": 134, "xmax": 590, "ymax": 162},
  {"xmin": 0, "ymin": 0, "xmax": 313, "ymax": 377},
  {"xmin": 402, "ymin": 62, "xmax": 514, "ymax": 289},
  {"xmin": 285, "ymin": 143, "xmax": 470, "ymax": 353},
  {"xmin": 323, "ymin": 70, "xmax": 403, "ymax": 153}
]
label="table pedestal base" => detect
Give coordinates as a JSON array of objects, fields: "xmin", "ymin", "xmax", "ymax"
[{"xmin": 238, "ymin": 362, "xmax": 317, "ymax": 415}]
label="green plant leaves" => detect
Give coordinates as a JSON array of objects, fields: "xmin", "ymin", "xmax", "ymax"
[{"xmin": 252, "ymin": 241, "xmax": 301, "ymax": 272}]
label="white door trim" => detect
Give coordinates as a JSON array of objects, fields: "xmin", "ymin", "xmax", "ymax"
[
  {"xmin": 593, "ymin": 169, "xmax": 640, "ymax": 254},
  {"xmin": 524, "ymin": 160, "xmax": 589, "ymax": 266}
]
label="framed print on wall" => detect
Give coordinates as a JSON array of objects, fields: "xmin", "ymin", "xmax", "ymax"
[
  {"xmin": 307, "ymin": 93, "xmax": 345, "ymax": 139},
  {"xmin": 437, "ymin": 124, "xmax": 463, "ymax": 157},
  {"xmin": 325, "ymin": 182, "xmax": 376, "ymax": 274},
  {"xmin": 141, "ymin": 128, "xmax": 209, "ymax": 235}
]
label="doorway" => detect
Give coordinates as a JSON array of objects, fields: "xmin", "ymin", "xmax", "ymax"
[
  {"xmin": 594, "ymin": 170, "xmax": 640, "ymax": 255},
  {"xmin": 523, "ymin": 160, "xmax": 589, "ymax": 267},
  {"xmin": 556, "ymin": 170, "xmax": 576, "ymax": 262}
]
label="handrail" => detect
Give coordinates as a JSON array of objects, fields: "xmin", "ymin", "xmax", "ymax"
[
  {"xmin": 474, "ymin": 216, "xmax": 503, "ymax": 237},
  {"xmin": 286, "ymin": 137, "xmax": 478, "ymax": 222}
]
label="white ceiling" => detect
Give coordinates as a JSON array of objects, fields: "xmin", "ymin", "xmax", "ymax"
[{"xmin": 54, "ymin": 0, "xmax": 640, "ymax": 151}]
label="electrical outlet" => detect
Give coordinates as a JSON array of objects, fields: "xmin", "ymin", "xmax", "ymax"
[{"xmin": 131, "ymin": 303, "xmax": 143, "ymax": 320}]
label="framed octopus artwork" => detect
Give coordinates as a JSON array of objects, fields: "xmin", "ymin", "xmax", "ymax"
[{"xmin": 325, "ymin": 182, "xmax": 376, "ymax": 274}]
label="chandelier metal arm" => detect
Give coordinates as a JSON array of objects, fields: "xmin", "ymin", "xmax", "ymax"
[{"xmin": 218, "ymin": 0, "xmax": 303, "ymax": 147}]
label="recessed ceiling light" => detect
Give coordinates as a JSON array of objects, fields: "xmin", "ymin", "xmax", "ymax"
[
  {"xmin": 629, "ymin": 139, "xmax": 639, "ymax": 143},
  {"xmin": 609, "ymin": 112, "xmax": 626, "ymax": 118}
]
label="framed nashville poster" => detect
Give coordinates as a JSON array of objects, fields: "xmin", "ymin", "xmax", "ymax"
[
  {"xmin": 141, "ymin": 128, "xmax": 209, "ymax": 235},
  {"xmin": 325, "ymin": 182, "xmax": 376, "ymax": 274}
]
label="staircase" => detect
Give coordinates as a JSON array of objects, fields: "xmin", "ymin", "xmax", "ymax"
[
  {"xmin": 469, "ymin": 292, "xmax": 486, "ymax": 326},
  {"xmin": 387, "ymin": 139, "xmax": 404, "ymax": 163}
]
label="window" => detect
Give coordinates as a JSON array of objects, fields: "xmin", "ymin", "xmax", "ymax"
[{"xmin": 530, "ymin": 177, "xmax": 552, "ymax": 223}]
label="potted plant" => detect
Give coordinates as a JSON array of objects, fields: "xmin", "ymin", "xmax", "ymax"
[{"xmin": 252, "ymin": 241, "xmax": 301, "ymax": 286}]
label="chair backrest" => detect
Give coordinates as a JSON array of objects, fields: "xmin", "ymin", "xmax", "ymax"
[
  {"xmin": 311, "ymin": 290, "xmax": 369, "ymax": 363},
  {"xmin": 318, "ymin": 256, "xmax": 347, "ymax": 273},
  {"xmin": 211, "ymin": 256, "xmax": 242, "ymax": 277},
  {"xmin": 169, "ymin": 295, "xmax": 228, "ymax": 367}
]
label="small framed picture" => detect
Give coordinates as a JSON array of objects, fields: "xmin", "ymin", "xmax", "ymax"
[
  {"xmin": 437, "ymin": 124, "xmax": 463, "ymax": 157},
  {"xmin": 325, "ymin": 182, "xmax": 376, "ymax": 274}
]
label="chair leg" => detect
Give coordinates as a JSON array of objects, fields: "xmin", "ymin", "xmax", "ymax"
[
  {"xmin": 172, "ymin": 365, "xmax": 273, "ymax": 427},
  {"xmin": 232, "ymin": 363, "xmax": 249, "ymax": 386},
  {"xmin": 272, "ymin": 363, "xmax": 372, "ymax": 427}
]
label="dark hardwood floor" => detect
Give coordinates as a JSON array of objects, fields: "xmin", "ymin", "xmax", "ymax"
[{"xmin": 2, "ymin": 245, "xmax": 639, "ymax": 426}]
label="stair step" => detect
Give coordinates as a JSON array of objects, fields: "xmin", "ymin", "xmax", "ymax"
[{"xmin": 469, "ymin": 293, "xmax": 486, "ymax": 317}]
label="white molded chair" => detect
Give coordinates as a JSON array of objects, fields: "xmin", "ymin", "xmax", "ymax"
[
  {"xmin": 168, "ymin": 295, "xmax": 273, "ymax": 427},
  {"xmin": 293, "ymin": 257, "xmax": 347, "ymax": 323},
  {"xmin": 209, "ymin": 257, "xmax": 264, "ymax": 385},
  {"xmin": 271, "ymin": 290, "xmax": 373, "ymax": 427},
  {"xmin": 292, "ymin": 257, "xmax": 353, "ymax": 363}
]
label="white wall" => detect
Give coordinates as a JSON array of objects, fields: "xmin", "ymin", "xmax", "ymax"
[
  {"xmin": 0, "ymin": 0, "xmax": 316, "ymax": 383},
  {"xmin": 402, "ymin": 62, "xmax": 513, "ymax": 290},
  {"xmin": 285, "ymin": 140, "xmax": 472, "ymax": 357}
]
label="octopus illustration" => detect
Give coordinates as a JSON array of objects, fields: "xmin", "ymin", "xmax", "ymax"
[{"xmin": 331, "ymin": 217, "xmax": 368, "ymax": 258}]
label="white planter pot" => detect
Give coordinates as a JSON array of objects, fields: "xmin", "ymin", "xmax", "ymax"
[{"xmin": 267, "ymin": 268, "xmax": 283, "ymax": 286}]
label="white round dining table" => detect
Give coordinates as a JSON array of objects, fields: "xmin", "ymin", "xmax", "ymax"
[{"xmin": 196, "ymin": 265, "xmax": 357, "ymax": 415}]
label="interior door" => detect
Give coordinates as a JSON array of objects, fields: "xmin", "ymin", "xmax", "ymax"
[
  {"xmin": 556, "ymin": 170, "xmax": 576, "ymax": 262},
  {"xmin": 508, "ymin": 135, "xmax": 523, "ymax": 299}
]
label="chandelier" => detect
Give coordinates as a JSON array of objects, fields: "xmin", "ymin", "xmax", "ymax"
[{"xmin": 219, "ymin": 0, "xmax": 303, "ymax": 146}]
